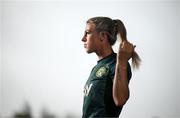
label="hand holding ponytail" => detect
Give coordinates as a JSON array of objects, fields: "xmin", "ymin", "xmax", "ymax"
[{"xmin": 114, "ymin": 19, "xmax": 141, "ymax": 69}]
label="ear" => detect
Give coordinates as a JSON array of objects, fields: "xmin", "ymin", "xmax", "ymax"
[{"xmin": 99, "ymin": 31, "xmax": 108, "ymax": 41}]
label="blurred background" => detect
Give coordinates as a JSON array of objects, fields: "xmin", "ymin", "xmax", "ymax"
[{"xmin": 0, "ymin": 0, "xmax": 179, "ymax": 118}]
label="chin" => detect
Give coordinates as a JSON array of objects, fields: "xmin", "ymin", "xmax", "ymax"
[
  {"xmin": 86, "ymin": 49, "xmax": 93, "ymax": 54},
  {"xmin": 86, "ymin": 51, "xmax": 91, "ymax": 54}
]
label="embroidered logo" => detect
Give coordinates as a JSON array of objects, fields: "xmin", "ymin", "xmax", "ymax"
[{"xmin": 96, "ymin": 66, "xmax": 108, "ymax": 78}]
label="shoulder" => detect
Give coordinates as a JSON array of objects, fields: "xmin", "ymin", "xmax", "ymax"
[{"xmin": 106, "ymin": 54, "xmax": 116, "ymax": 77}]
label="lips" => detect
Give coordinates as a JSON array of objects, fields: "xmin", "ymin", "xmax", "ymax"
[{"xmin": 84, "ymin": 44, "xmax": 87, "ymax": 48}]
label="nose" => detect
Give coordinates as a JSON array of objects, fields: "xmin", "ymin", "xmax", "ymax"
[{"xmin": 81, "ymin": 35, "xmax": 86, "ymax": 42}]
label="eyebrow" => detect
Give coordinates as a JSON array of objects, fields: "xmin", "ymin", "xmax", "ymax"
[
  {"xmin": 85, "ymin": 29, "xmax": 96, "ymax": 33},
  {"xmin": 85, "ymin": 30, "xmax": 91, "ymax": 33}
]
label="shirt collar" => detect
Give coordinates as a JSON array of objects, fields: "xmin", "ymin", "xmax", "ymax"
[{"xmin": 97, "ymin": 52, "xmax": 116, "ymax": 65}]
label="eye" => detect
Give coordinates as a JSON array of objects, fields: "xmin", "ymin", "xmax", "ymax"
[
  {"xmin": 86, "ymin": 31, "xmax": 91, "ymax": 34},
  {"xmin": 84, "ymin": 31, "xmax": 91, "ymax": 36}
]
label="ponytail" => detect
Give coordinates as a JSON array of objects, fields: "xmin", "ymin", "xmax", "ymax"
[
  {"xmin": 131, "ymin": 50, "xmax": 141, "ymax": 69},
  {"xmin": 114, "ymin": 19, "xmax": 141, "ymax": 69}
]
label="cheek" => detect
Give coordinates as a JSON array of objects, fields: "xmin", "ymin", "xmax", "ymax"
[
  {"xmin": 87, "ymin": 36, "xmax": 94, "ymax": 45},
  {"xmin": 87, "ymin": 34, "xmax": 99, "ymax": 48},
  {"xmin": 87, "ymin": 40, "xmax": 93, "ymax": 49}
]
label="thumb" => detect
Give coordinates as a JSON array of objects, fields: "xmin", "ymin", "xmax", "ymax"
[{"xmin": 120, "ymin": 41, "xmax": 126, "ymax": 48}]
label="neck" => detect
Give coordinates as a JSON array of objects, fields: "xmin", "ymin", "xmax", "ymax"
[{"xmin": 96, "ymin": 45, "xmax": 113, "ymax": 60}]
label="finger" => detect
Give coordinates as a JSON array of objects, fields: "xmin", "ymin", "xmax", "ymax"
[
  {"xmin": 122, "ymin": 41, "xmax": 125, "ymax": 48},
  {"xmin": 120, "ymin": 41, "xmax": 125, "ymax": 48}
]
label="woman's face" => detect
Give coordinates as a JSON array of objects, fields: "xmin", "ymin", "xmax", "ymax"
[{"xmin": 82, "ymin": 22, "xmax": 101, "ymax": 54}]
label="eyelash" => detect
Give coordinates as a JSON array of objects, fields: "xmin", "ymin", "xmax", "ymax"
[{"xmin": 85, "ymin": 31, "xmax": 90, "ymax": 35}]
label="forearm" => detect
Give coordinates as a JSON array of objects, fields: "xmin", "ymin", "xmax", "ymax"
[{"xmin": 113, "ymin": 61, "xmax": 129, "ymax": 106}]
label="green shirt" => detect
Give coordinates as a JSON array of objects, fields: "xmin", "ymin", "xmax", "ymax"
[{"xmin": 82, "ymin": 53, "xmax": 132, "ymax": 118}]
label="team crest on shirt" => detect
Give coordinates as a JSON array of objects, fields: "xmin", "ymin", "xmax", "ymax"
[{"xmin": 96, "ymin": 66, "xmax": 109, "ymax": 78}]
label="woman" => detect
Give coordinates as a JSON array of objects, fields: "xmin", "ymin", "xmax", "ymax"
[{"xmin": 81, "ymin": 16, "xmax": 141, "ymax": 117}]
